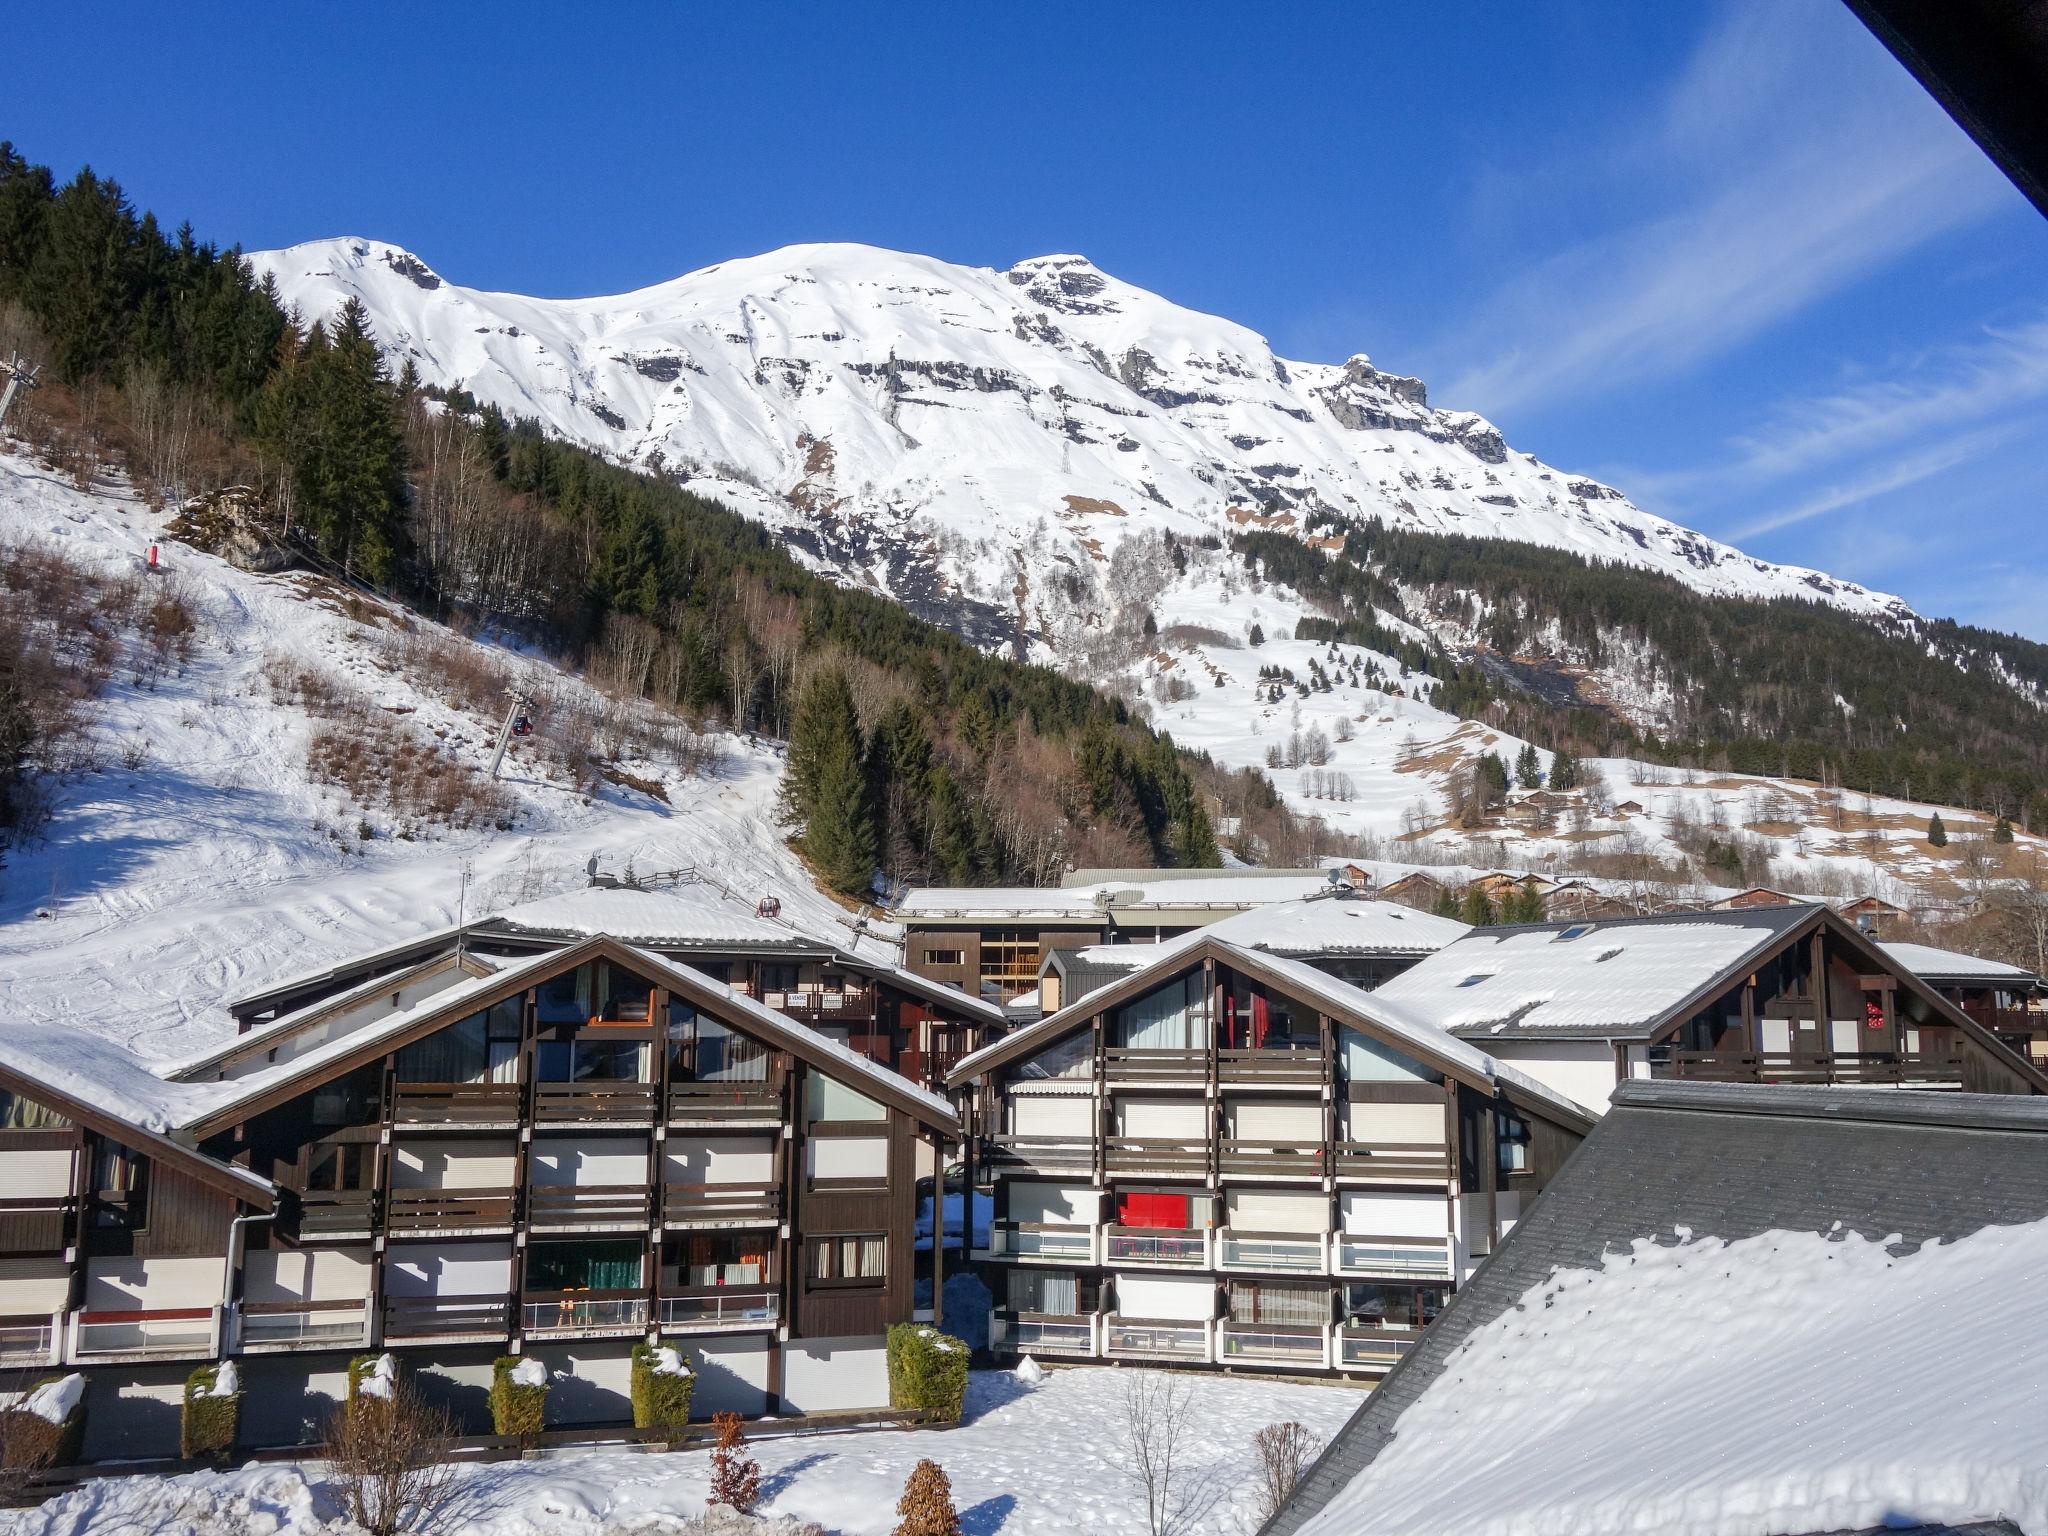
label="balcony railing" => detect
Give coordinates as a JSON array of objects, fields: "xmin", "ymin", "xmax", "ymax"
[
  {"xmin": 1104, "ymin": 1226, "xmax": 1208, "ymax": 1267},
  {"xmin": 236, "ymin": 1297, "xmax": 371, "ymax": 1351},
  {"xmin": 987, "ymin": 1134, "xmax": 1095, "ymax": 1173},
  {"xmin": 0, "ymin": 1315, "xmax": 55, "ymax": 1368},
  {"xmin": 1217, "ymin": 1047, "xmax": 1324, "ymax": 1085},
  {"xmin": 1218, "ymin": 1229, "xmax": 1326, "ymax": 1272},
  {"xmin": 70, "ymin": 1306, "xmax": 218, "ymax": 1359},
  {"xmin": 662, "ymin": 1183, "xmax": 780, "ymax": 1228},
  {"xmin": 522, "ymin": 1290, "xmax": 649, "ymax": 1336},
  {"xmin": 382, "ymin": 1293, "xmax": 513, "ymax": 1342},
  {"xmin": 1103, "ymin": 1138, "xmax": 1209, "ymax": 1177},
  {"xmin": 1103, "ymin": 1315, "xmax": 1209, "ymax": 1361},
  {"xmin": 667, "ymin": 1078, "xmax": 784, "ymax": 1125},
  {"xmin": 0, "ymin": 1197, "xmax": 72, "ymax": 1254},
  {"xmin": 526, "ymin": 1184, "xmax": 652, "ymax": 1230},
  {"xmin": 1104, "ymin": 1047, "xmax": 1208, "ymax": 1087},
  {"xmin": 656, "ymin": 1290, "xmax": 779, "ymax": 1331},
  {"xmin": 1218, "ymin": 1322, "xmax": 1328, "ymax": 1366},
  {"xmin": 762, "ymin": 988, "xmax": 875, "ymax": 1024},
  {"xmin": 385, "ymin": 1187, "xmax": 517, "ymax": 1233},
  {"xmin": 293, "ymin": 1188, "xmax": 378, "ymax": 1237},
  {"xmin": 992, "ymin": 1221, "xmax": 1096, "ymax": 1262},
  {"xmin": 1334, "ymin": 1235, "xmax": 1453, "ymax": 1278},
  {"xmin": 1219, "ymin": 1139, "xmax": 1326, "ymax": 1179},
  {"xmin": 1338, "ymin": 1323, "xmax": 1420, "ymax": 1371},
  {"xmin": 1651, "ymin": 1049, "xmax": 1965, "ymax": 1087},
  {"xmin": 1333, "ymin": 1141, "xmax": 1451, "ymax": 1182},
  {"xmin": 534, "ymin": 1080, "xmax": 661, "ymax": 1123},
  {"xmin": 391, "ymin": 1081, "xmax": 523, "ymax": 1125},
  {"xmin": 996, "ymin": 1312, "xmax": 1098, "ymax": 1356}
]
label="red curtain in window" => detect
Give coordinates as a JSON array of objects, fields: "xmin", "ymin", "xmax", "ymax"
[
  {"xmin": 1118, "ymin": 1191, "xmax": 1190, "ymax": 1229},
  {"xmin": 1251, "ymin": 992, "xmax": 1270, "ymax": 1049}
]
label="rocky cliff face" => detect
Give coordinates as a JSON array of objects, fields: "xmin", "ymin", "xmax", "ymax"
[{"xmin": 250, "ymin": 237, "xmax": 1910, "ymax": 667}]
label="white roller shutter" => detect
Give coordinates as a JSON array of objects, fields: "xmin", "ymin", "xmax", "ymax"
[
  {"xmin": 1114, "ymin": 1272, "xmax": 1214, "ymax": 1321},
  {"xmin": 1118, "ymin": 1100, "xmax": 1206, "ymax": 1138},
  {"xmin": 529, "ymin": 1137, "xmax": 651, "ymax": 1187},
  {"xmin": 389, "ymin": 1140, "xmax": 516, "ymax": 1189},
  {"xmin": 85, "ymin": 1256, "xmax": 224, "ymax": 1310},
  {"xmin": 0, "ymin": 1257, "xmax": 68, "ymax": 1311},
  {"xmin": 242, "ymin": 1247, "xmax": 372, "ymax": 1303},
  {"xmin": 382, "ymin": 1241, "xmax": 512, "ymax": 1297},
  {"xmin": 1226, "ymin": 1190, "xmax": 1327, "ymax": 1234},
  {"xmin": 1008, "ymin": 1182, "xmax": 1098, "ymax": 1226},
  {"xmin": 1343, "ymin": 1101, "xmax": 1444, "ymax": 1145},
  {"xmin": 1341, "ymin": 1190, "xmax": 1449, "ymax": 1238},
  {"xmin": 0, "ymin": 1149, "xmax": 73, "ymax": 1199},
  {"xmin": 664, "ymin": 1137, "xmax": 775, "ymax": 1185},
  {"xmin": 1228, "ymin": 1102, "xmax": 1321, "ymax": 1141},
  {"xmin": 1012, "ymin": 1096, "xmax": 1093, "ymax": 1136},
  {"xmin": 806, "ymin": 1136, "xmax": 888, "ymax": 1181}
]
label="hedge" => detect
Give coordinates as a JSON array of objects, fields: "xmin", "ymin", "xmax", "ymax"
[
  {"xmin": 181, "ymin": 1363, "xmax": 240, "ymax": 1460},
  {"xmin": 886, "ymin": 1324, "xmax": 969, "ymax": 1423},
  {"xmin": 0, "ymin": 1375, "xmax": 86, "ymax": 1471},
  {"xmin": 347, "ymin": 1352, "xmax": 398, "ymax": 1416},
  {"xmin": 630, "ymin": 1342, "xmax": 695, "ymax": 1434},
  {"xmin": 490, "ymin": 1356, "xmax": 548, "ymax": 1437}
]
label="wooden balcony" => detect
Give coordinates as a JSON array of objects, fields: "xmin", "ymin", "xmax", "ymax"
[
  {"xmin": 293, "ymin": 1188, "xmax": 378, "ymax": 1238},
  {"xmin": 391, "ymin": 1081, "xmax": 523, "ymax": 1127},
  {"xmin": 667, "ymin": 1078, "xmax": 784, "ymax": 1127},
  {"xmin": 1219, "ymin": 1139, "xmax": 1326, "ymax": 1179},
  {"xmin": 521, "ymin": 1289, "xmax": 649, "ymax": 1338},
  {"xmin": 656, "ymin": 1288, "xmax": 780, "ymax": 1333},
  {"xmin": 1652, "ymin": 1049, "xmax": 1965, "ymax": 1087},
  {"xmin": 986, "ymin": 1133, "xmax": 1095, "ymax": 1173},
  {"xmin": 1217, "ymin": 1321, "xmax": 1328, "ymax": 1367},
  {"xmin": 1337, "ymin": 1323, "xmax": 1420, "ymax": 1372},
  {"xmin": 762, "ymin": 987, "xmax": 876, "ymax": 1024},
  {"xmin": 385, "ymin": 1187, "xmax": 517, "ymax": 1234},
  {"xmin": 661, "ymin": 1182, "xmax": 780, "ymax": 1229},
  {"xmin": 1104, "ymin": 1137, "xmax": 1209, "ymax": 1177},
  {"xmin": 383, "ymin": 1293, "xmax": 513, "ymax": 1344},
  {"xmin": 1333, "ymin": 1141, "xmax": 1451, "ymax": 1183},
  {"xmin": 535, "ymin": 1080, "xmax": 660, "ymax": 1124},
  {"xmin": 236, "ymin": 1297, "xmax": 371, "ymax": 1352},
  {"xmin": 1217, "ymin": 1047, "xmax": 1324, "ymax": 1086},
  {"xmin": 0, "ymin": 1197, "xmax": 71, "ymax": 1254},
  {"xmin": 526, "ymin": 1184, "xmax": 652, "ymax": 1231},
  {"xmin": 1104, "ymin": 1047, "xmax": 1207, "ymax": 1088}
]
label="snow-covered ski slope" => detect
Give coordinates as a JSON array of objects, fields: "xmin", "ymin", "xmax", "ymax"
[
  {"xmin": 0, "ymin": 448, "xmax": 881, "ymax": 1063},
  {"xmin": 250, "ymin": 237, "xmax": 1909, "ymax": 647}
]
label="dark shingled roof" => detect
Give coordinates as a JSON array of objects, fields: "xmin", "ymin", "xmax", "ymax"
[{"xmin": 1264, "ymin": 1080, "xmax": 2048, "ymax": 1536}]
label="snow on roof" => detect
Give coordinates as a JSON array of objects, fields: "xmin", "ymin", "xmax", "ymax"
[
  {"xmin": 1060, "ymin": 899, "xmax": 1467, "ymax": 972},
  {"xmin": 895, "ymin": 873, "xmax": 1341, "ymax": 919},
  {"xmin": 486, "ymin": 887, "xmax": 818, "ymax": 948},
  {"xmin": 1375, "ymin": 917, "xmax": 1787, "ymax": 1039},
  {"xmin": 845, "ymin": 954, "xmax": 1007, "ymax": 1026},
  {"xmin": 1294, "ymin": 1217, "xmax": 2048, "ymax": 1536},
  {"xmin": 623, "ymin": 946, "xmax": 958, "ymax": 1129},
  {"xmin": 1882, "ymin": 941, "xmax": 2041, "ymax": 986},
  {"xmin": 226, "ymin": 918, "xmax": 468, "ymax": 1011}
]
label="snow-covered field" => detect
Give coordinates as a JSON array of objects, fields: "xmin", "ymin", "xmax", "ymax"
[
  {"xmin": 0, "ymin": 1367, "xmax": 1364, "ymax": 1536},
  {"xmin": 0, "ymin": 448, "xmax": 885, "ymax": 1063}
]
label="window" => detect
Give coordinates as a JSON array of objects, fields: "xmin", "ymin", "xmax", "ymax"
[
  {"xmin": 1218, "ymin": 975, "xmax": 1316, "ymax": 1050},
  {"xmin": 1007, "ymin": 1267, "xmax": 1098, "ymax": 1315},
  {"xmin": 669, "ymin": 1231, "xmax": 771, "ymax": 1288},
  {"xmin": 669, "ymin": 1011, "xmax": 768, "ymax": 1084},
  {"xmin": 1111, "ymin": 974, "xmax": 1210, "ymax": 1051},
  {"xmin": 1116, "ymin": 1190, "xmax": 1212, "ymax": 1230},
  {"xmin": 806, "ymin": 1074, "xmax": 886, "ymax": 1125},
  {"xmin": 304, "ymin": 1142, "xmax": 371, "ymax": 1192},
  {"xmin": 1456, "ymin": 973, "xmax": 1494, "ymax": 989},
  {"xmin": 395, "ymin": 1000, "xmax": 521, "ymax": 1084},
  {"xmin": 1342, "ymin": 1282, "xmax": 1447, "ymax": 1331},
  {"xmin": 1551, "ymin": 925, "xmax": 1595, "ymax": 943},
  {"xmin": 311, "ymin": 1064, "xmax": 383, "ymax": 1128},
  {"xmin": 923, "ymin": 949, "xmax": 965, "ymax": 968},
  {"xmin": 757, "ymin": 964, "xmax": 800, "ymax": 996},
  {"xmin": 1339, "ymin": 1028, "xmax": 1442, "ymax": 1085},
  {"xmin": 1496, "ymin": 1110, "xmax": 1531, "ymax": 1177},
  {"xmin": 0, "ymin": 1090, "xmax": 69, "ymax": 1131},
  {"xmin": 979, "ymin": 930, "xmax": 1041, "ymax": 997},
  {"xmin": 527, "ymin": 1238, "xmax": 642, "ymax": 1291},
  {"xmin": 807, "ymin": 1233, "xmax": 886, "ymax": 1287},
  {"xmin": 1019, "ymin": 1031, "xmax": 1092, "ymax": 1081},
  {"xmin": 594, "ymin": 962, "xmax": 656, "ymax": 1023},
  {"xmin": 1228, "ymin": 1280, "xmax": 1329, "ymax": 1327},
  {"xmin": 91, "ymin": 1141, "xmax": 149, "ymax": 1229},
  {"xmin": 536, "ymin": 1038, "xmax": 648, "ymax": 1084},
  {"xmin": 536, "ymin": 964, "xmax": 597, "ymax": 1025}
]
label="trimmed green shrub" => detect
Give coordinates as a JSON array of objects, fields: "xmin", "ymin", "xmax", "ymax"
[
  {"xmin": 0, "ymin": 1374, "xmax": 87, "ymax": 1471},
  {"xmin": 490, "ymin": 1355, "xmax": 548, "ymax": 1437},
  {"xmin": 181, "ymin": 1362, "xmax": 240, "ymax": 1460},
  {"xmin": 630, "ymin": 1342, "xmax": 695, "ymax": 1433},
  {"xmin": 346, "ymin": 1351, "xmax": 398, "ymax": 1413},
  {"xmin": 886, "ymin": 1323, "xmax": 969, "ymax": 1423}
]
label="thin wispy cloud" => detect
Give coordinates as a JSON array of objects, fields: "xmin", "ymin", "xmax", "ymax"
[
  {"xmin": 1434, "ymin": 0, "xmax": 2013, "ymax": 419},
  {"xmin": 1729, "ymin": 421, "xmax": 2023, "ymax": 539}
]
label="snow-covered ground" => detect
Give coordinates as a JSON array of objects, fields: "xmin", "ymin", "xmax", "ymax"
[
  {"xmin": 0, "ymin": 448, "xmax": 887, "ymax": 1063},
  {"xmin": 0, "ymin": 1366, "xmax": 1364, "ymax": 1536}
]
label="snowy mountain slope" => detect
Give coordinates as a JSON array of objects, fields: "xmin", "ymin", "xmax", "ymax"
[
  {"xmin": 0, "ymin": 447, "xmax": 888, "ymax": 1063},
  {"xmin": 248, "ymin": 238, "xmax": 1910, "ymax": 656}
]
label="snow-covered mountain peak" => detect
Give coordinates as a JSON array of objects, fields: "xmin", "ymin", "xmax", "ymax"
[{"xmin": 249, "ymin": 235, "xmax": 1913, "ymax": 655}]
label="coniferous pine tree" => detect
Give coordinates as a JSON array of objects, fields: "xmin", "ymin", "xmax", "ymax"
[
  {"xmin": 1549, "ymin": 750, "xmax": 1583, "ymax": 791},
  {"xmin": 893, "ymin": 1459, "xmax": 963, "ymax": 1536},
  {"xmin": 1994, "ymin": 816, "xmax": 2015, "ymax": 844},
  {"xmin": 1458, "ymin": 886, "xmax": 1497, "ymax": 927},
  {"xmin": 785, "ymin": 670, "xmax": 878, "ymax": 895},
  {"xmin": 1515, "ymin": 743, "xmax": 1543, "ymax": 790},
  {"xmin": 707, "ymin": 1411, "xmax": 761, "ymax": 1513},
  {"xmin": 1928, "ymin": 813, "xmax": 1949, "ymax": 848}
]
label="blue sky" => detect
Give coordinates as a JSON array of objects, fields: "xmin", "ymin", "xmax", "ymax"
[{"xmin": 9, "ymin": 2, "xmax": 2046, "ymax": 636}]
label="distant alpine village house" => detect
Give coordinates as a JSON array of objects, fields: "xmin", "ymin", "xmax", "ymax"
[
  {"xmin": 945, "ymin": 932, "xmax": 1598, "ymax": 1382},
  {"xmin": 0, "ymin": 887, "xmax": 989, "ymax": 1462}
]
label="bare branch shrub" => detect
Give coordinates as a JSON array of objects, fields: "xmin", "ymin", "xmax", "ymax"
[
  {"xmin": 1120, "ymin": 1371, "xmax": 1228, "ymax": 1536},
  {"xmin": 321, "ymin": 1380, "xmax": 460, "ymax": 1536},
  {"xmin": 1251, "ymin": 1420, "xmax": 1323, "ymax": 1523}
]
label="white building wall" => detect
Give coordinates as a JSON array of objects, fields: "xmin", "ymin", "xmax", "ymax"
[
  {"xmin": 1341, "ymin": 1190, "xmax": 1450, "ymax": 1238},
  {"xmin": 242, "ymin": 1247, "xmax": 372, "ymax": 1303},
  {"xmin": 664, "ymin": 1137, "xmax": 776, "ymax": 1184},
  {"xmin": 382, "ymin": 1241, "xmax": 513, "ymax": 1297},
  {"xmin": 0, "ymin": 1148, "xmax": 74, "ymax": 1199},
  {"xmin": 390, "ymin": 1139, "xmax": 516, "ymax": 1188},
  {"xmin": 0, "ymin": 1256, "xmax": 69, "ymax": 1312},
  {"xmin": 1008, "ymin": 1182, "xmax": 1098, "ymax": 1226},
  {"xmin": 529, "ymin": 1137, "xmax": 651, "ymax": 1186},
  {"xmin": 529, "ymin": 1341, "xmax": 636, "ymax": 1425},
  {"xmin": 84, "ymin": 1256, "xmax": 224, "ymax": 1311},
  {"xmin": 781, "ymin": 1336, "xmax": 890, "ymax": 1412},
  {"xmin": 805, "ymin": 1136, "xmax": 887, "ymax": 1181},
  {"xmin": 1114, "ymin": 1273, "xmax": 1214, "ymax": 1321},
  {"xmin": 1483, "ymin": 1039, "xmax": 1621, "ymax": 1113}
]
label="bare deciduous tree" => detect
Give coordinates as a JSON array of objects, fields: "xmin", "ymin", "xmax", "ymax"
[
  {"xmin": 322, "ymin": 1380, "xmax": 461, "ymax": 1536},
  {"xmin": 1251, "ymin": 1420, "xmax": 1324, "ymax": 1524},
  {"xmin": 1120, "ymin": 1371, "xmax": 1228, "ymax": 1536}
]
